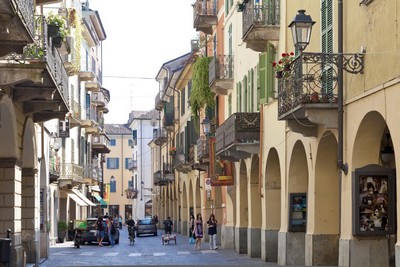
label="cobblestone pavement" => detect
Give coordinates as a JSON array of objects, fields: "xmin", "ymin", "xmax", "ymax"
[{"xmin": 39, "ymin": 228, "xmax": 312, "ymax": 266}]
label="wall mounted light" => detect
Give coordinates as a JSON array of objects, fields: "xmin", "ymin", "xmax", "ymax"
[{"xmin": 381, "ymin": 133, "xmax": 394, "ymax": 165}]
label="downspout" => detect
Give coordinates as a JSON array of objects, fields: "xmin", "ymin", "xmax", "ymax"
[
  {"xmin": 140, "ymin": 118, "xmax": 143, "ymax": 201},
  {"xmin": 337, "ymin": 0, "xmax": 345, "ymax": 238},
  {"xmin": 258, "ymin": 106, "xmax": 263, "ymax": 197}
]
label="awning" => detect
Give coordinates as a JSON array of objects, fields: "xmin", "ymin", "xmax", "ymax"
[
  {"xmin": 89, "ymin": 185, "xmax": 101, "ymax": 192},
  {"xmin": 72, "ymin": 189, "xmax": 96, "ymax": 207},
  {"xmin": 93, "ymin": 194, "xmax": 108, "ymax": 208},
  {"xmin": 67, "ymin": 190, "xmax": 88, "ymax": 207}
]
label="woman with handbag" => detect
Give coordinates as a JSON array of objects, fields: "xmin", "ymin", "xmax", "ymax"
[
  {"xmin": 207, "ymin": 214, "xmax": 218, "ymax": 250},
  {"xmin": 193, "ymin": 213, "xmax": 203, "ymax": 250}
]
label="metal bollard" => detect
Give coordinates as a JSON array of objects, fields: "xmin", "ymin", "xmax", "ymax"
[{"xmin": 0, "ymin": 230, "xmax": 11, "ymax": 264}]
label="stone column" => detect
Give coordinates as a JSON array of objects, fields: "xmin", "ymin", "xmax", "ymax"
[{"xmin": 0, "ymin": 158, "xmax": 24, "ymax": 267}]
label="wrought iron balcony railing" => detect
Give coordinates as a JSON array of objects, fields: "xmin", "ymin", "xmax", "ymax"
[
  {"xmin": 83, "ymin": 164, "xmax": 99, "ymax": 184},
  {"xmin": 197, "ymin": 136, "xmax": 210, "ymax": 163},
  {"xmin": 172, "ymin": 149, "xmax": 192, "ymax": 173},
  {"xmin": 209, "ymin": 55, "xmax": 234, "ymax": 95},
  {"xmin": 60, "ymin": 162, "xmax": 84, "ymax": 185},
  {"xmin": 277, "ymin": 52, "xmax": 364, "ymax": 119},
  {"xmin": 92, "ymin": 133, "xmax": 111, "ymax": 153},
  {"xmin": 215, "ymin": 113, "xmax": 260, "ymax": 160},
  {"xmin": 193, "ymin": 0, "xmax": 217, "ymax": 34},
  {"xmin": 152, "ymin": 128, "xmax": 167, "ymax": 146},
  {"xmin": 241, "ymin": 0, "xmax": 280, "ymax": 52}
]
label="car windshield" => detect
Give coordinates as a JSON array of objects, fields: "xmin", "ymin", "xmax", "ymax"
[
  {"xmin": 138, "ymin": 219, "xmax": 153, "ymax": 225},
  {"xmin": 86, "ymin": 220, "xmax": 97, "ymax": 230}
]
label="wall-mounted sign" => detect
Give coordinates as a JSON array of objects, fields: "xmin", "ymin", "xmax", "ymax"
[
  {"xmin": 353, "ymin": 164, "xmax": 396, "ymax": 236},
  {"xmin": 209, "ymin": 137, "xmax": 234, "ymax": 186},
  {"xmin": 59, "ymin": 120, "xmax": 70, "ymax": 138}
]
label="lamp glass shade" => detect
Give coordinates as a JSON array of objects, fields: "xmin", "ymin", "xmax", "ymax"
[
  {"xmin": 201, "ymin": 117, "xmax": 211, "ymax": 135},
  {"xmin": 53, "ymin": 141, "xmax": 61, "ymax": 151},
  {"xmin": 288, "ymin": 10, "xmax": 315, "ymax": 51},
  {"xmin": 110, "ymin": 175, "xmax": 115, "ymax": 182}
]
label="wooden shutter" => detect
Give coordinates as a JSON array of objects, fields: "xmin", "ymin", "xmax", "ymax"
[
  {"xmin": 266, "ymin": 42, "xmax": 275, "ymax": 101},
  {"xmin": 259, "ymin": 52, "xmax": 267, "ymax": 104}
]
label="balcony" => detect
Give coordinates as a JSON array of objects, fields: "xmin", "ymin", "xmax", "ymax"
[
  {"xmin": 0, "ymin": 16, "xmax": 70, "ymax": 122},
  {"xmin": 277, "ymin": 52, "xmax": 364, "ymax": 137},
  {"xmin": 78, "ymin": 70, "xmax": 96, "ymax": 82},
  {"xmin": 155, "ymin": 91, "xmax": 164, "ymax": 111},
  {"xmin": 85, "ymin": 81, "xmax": 101, "ymax": 92},
  {"xmin": 241, "ymin": 0, "xmax": 280, "ymax": 52},
  {"xmin": 197, "ymin": 136, "xmax": 210, "ymax": 164},
  {"xmin": 153, "ymin": 171, "xmax": 174, "ymax": 186},
  {"xmin": 125, "ymin": 188, "xmax": 138, "ymax": 199},
  {"xmin": 92, "ymin": 133, "xmax": 111, "ymax": 153},
  {"xmin": 92, "ymin": 91, "xmax": 109, "ymax": 113},
  {"xmin": 152, "ymin": 128, "xmax": 167, "ymax": 146},
  {"xmin": 172, "ymin": 148, "xmax": 193, "ymax": 173},
  {"xmin": 81, "ymin": 107, "xmax": 99, "ymax": 134},
  {"xmin": 128, "ymin": 159, "xmax": 138, "ymax": 171},
  {"xmin": 68, "ymin": 98, "xmax": 81, "ymax": 128},
  {"xmin": 209, "ymin": 55, "xmax": 234, "ymax": 95},
  {"xmin": 193, "ymin": 0, "xmax": 217, "ymax": 35},
  {"xmin": 215, "ymin": 113, "xmax": 260, "ymax": 161},
  {"xmin": 83, "ymin": 164, "xmax": 98, "ymax": 185},
  {"xmin": 0, "ymin": 0, "xmax": 35, "ymax": 57},
  {"xmin": 58, "ymin": 163, "xmax": 84, "ymax": 188}
]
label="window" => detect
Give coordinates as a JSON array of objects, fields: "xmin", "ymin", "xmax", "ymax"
[
  {"xmin": 125, "ymin": 158, "xmax": 131, "ymax": 169},
  {"xmin": 107, "ymin": 158, "xmax": 119, "ymax": 169},
  {"xmin": 181, "ymin": 88, "xmax": 186, "ymax": 115},
  {"xmin": 110, "ymin": 179, "xmax": 116, "ymax": 192},
  {"xmin": 243, "ymin": 75, "xmax": 248, "ymax": 112},
  {"xmin": 259, "ymin": 43, "xmax": 275, "ymax": 104},
  {"xmin": 110, "ymin": 139, "xmax": 116, "ymax": 146}
]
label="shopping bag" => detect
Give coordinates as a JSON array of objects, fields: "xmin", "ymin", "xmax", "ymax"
[{"xmin": 189, "ymin": 237, "xmax": 195, "ymax": 244}]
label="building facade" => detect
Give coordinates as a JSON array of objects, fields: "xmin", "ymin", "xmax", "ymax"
[{"xmin": 152, "ymin": 0, "xmax": 400, "ymax": 266}]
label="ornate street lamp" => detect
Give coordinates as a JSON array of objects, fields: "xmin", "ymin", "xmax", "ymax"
[
  {"xmin": 288, "ymin": 10, "xmax": 315, "ymax": 52},
  {"xmin": 201, "ymin": 117, "xmax": 211, "ymax": 135}
]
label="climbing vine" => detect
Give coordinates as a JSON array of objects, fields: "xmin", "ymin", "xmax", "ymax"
[{"xmin": 190, "ymin": 56, "xmax": 214, "ymax": 120}]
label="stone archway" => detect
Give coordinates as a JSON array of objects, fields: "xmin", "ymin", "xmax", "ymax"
[
  {"xmin": 305, "ymin": 130, "xmax": 339, "ymax": 266},
  {"xmin": 279, "ymin": 140, "xmax": 308, "ymax": 266}
]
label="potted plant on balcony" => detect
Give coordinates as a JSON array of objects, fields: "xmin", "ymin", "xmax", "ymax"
[
  {"xmin": 272, "ymin": 61, "xmax": 284, "ymax": 78},
  {"xmin": 46, "ymin": 12, "xmax": 68, "ymax": 48},
  {"xmin": 23, "ymin": 43, "xmax": 44, "ymax": 61},
  {"xmin": 169, "ymin": 147, "xmax": 176, "ymax": 156},
  {"xmin": 281, "ymin": 52, "xmax": 295, "ymax": 71}
]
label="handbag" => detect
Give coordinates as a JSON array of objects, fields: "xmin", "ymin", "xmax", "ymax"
[{"xmin": 189, "ymin": 236, "xmax": 195, "ymax": 244}]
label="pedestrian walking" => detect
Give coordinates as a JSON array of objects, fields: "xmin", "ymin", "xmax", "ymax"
[
  {"xmin": 163, "ymin": 216, "xmax": 173, "ymax": 236},
  {"xmin": 188, "ymin": 214, "xmax": 195, "ymax": 244},
  {"xmin": 96, "ymin": 216, "xmax": 105, "ymax": 247},
  {"xmin": 107, "ymin": 216, "xmax": 116, "ymax": 247},
  {"xmin": 193, "ymin": 213, "xmax": 203, "ymax": 250},
  {"xmin": 207, "ymin": 214, "xmax": 218, "ymax": 250}
]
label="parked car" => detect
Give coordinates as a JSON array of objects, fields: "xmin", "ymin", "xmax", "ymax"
[
  {"xmin": 81, "ymin": 217, "xmax": 119, "ymax": 245},
  {"xmin": 136, "ymin": 218, "xmax": 157, "ymax": 237}
]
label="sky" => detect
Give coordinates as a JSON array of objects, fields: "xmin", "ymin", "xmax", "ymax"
[{"xmin": 89, "ymin": 0, "xmax": 197, "ymax": 124}]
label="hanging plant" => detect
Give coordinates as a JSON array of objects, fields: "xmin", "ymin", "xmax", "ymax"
[{"xmin": 190, "ymin": 56, "xmax": 214, "ymax": 120}]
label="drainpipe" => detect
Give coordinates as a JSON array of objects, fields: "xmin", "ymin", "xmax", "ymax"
[
  {"xmin": 121, "ymin": 132, "xmax": 124, "ymax": 196},
  {"xmin": 337, "ymin": 0, "xmax": 345, "ymax": 238}
]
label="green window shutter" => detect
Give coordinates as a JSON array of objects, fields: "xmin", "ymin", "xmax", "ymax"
[
  {"xmin": 259, "ymin": 52, "xmax": 267, "ymax": 104},
  {"xmin": 321, "ymin": 0, "xmax": 334, "ymax": 97},
  {"xmin": 266, "ymin": 43, "xmax": 275, "ymax": 101},
  {"xmin": 228, "ymin": 93, "xmax": 232, "ymax": 116},
  {"xmin": 248, "ymin": 70, "xmax": 253, "ymax": 111}
]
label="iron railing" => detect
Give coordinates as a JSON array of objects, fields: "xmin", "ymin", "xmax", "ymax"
[
  {"xmin": 242, "ymin": 0, "xmax": 280, "ymax": 38},
  {"xmin": 14, "ymin": 0, "xmax": 35, "ymax": 38},
  {"xmin": 209, "ymin": 55, "xmax": 234, "ymax": 85},
  {"xmin": 61, "ymin": 163, "xmax": 84, "ymax": 183},
  {"xmin": 277, "ymin": 52, "xmax": 364, "ymax": 116}
]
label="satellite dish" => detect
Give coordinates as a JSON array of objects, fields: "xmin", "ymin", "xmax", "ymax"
[{"xmin": 150, "ymin": 118, "xmax": 157, "ymax": 127}]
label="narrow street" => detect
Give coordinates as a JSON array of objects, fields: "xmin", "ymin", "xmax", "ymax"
[{"xmin": 39, "ymin": 228, "xmax": 278, "ymax": 266}]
